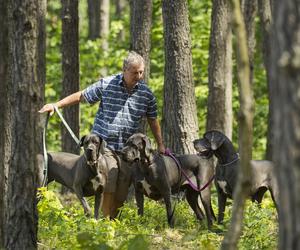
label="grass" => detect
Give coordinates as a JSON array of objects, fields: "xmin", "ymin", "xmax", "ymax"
[{"xmin": 37, "ymin": 186, "xmax": 278, "ymax": 250}]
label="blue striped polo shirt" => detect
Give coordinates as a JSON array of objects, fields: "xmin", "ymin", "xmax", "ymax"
[{"xmin": 82, "ymin": 73, "xmax": 157, "ymax": 151}]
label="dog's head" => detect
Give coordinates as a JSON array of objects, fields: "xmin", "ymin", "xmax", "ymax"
[
  {"xmin": 121, "ymin": 133, "xmax": 153, "ymax": 163},
  {"xmin": 193, "ymin": 130, "xmax": 226, "ymax": 157},
  {"xmin": 80, "ymin": 133, "xmax": 107, "ymax": 166},
  {"xmin": 204, "ymin": 130, "xmax": 226, "ymax": 150}
]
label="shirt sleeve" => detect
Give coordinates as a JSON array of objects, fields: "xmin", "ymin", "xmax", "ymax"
[
  {"xmin": 82, "ymin": 79, "xmax": 104, "ymax": 104},
  {"xmin": 146, "ymin": 94, "xmax": 158, "ymax": 119}
]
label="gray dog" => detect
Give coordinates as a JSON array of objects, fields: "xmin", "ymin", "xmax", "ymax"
[
  {"xmin": 37, "ymin": 133, "xmax": 108, "ymax": 219},
  {"xmin": 193, "ymin": 130, "xmax": 279, "ymax": 224},
  {"xmin": 121, "ymin": 133, "xmax": 215, "ymax": 229}
]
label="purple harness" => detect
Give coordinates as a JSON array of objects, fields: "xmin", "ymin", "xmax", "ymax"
[{"xmin": 164, "ymin": 148, "xmax": 215, "ymax": 192}]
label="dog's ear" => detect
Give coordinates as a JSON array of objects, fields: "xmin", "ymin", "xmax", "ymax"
[
  {"xmin": 142, "ymin": 135, "xmax": 152, "ymax": 160},
  {"xmin": 79, "ymin": 135, "xmax": 86, "ymax": 147},
  {"xmin": 205, "ymin": 130, "xmax": 225, "ymax": 150},
  {"xmin": 99, "ymin": 137, "xmax": 107, "ymax": 154}
]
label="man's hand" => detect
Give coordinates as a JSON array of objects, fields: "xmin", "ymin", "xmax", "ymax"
[
  {"xmin": 157, "ymin": 143, "xmax": 166, "ymax": 154},
  {"xmin": 38, "ymin": 103, "xmax": 57, "ymax": 116}
]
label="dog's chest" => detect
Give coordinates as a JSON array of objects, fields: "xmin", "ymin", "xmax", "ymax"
[
  {"xmin": 217, "ymin": 180, "xmax": 230, "ymax": 195},
  {"xmin": 216, "ymin": 166, "xmax": 234, "ymax": 196},
  {"xmin": 141, "ymin": 178, "xmax": 153, "ymax": 196}
]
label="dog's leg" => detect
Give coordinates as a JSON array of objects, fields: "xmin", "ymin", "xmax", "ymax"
[
  {"xmin": 101, "ymin": 192, "xmax": 115, "ymax": 217},
  {"xmin": 200, "ymin": 188, "xmax": 216, "ymax": 230},
  {"xmin": 269, "ymin": 187, "xmax": 279, "ymax": 214},
  {"xmin": 185, "ymin": 188, "xmax": 205, "ymax": 220},
  {"xmin": 252, "ymin": 187, "xmax": 268, "ymax": 205},
  {"xmin": 217, "ymin": 188, "xmax": 227, "ymax": 224},
  {"xmin": 135, "ymin": 182, "xmax": 145, "ymax": 216},
  {"xmin": 94, "ymin": 192, "xmax": 103, "ymax": 220},
  {"xmin": 77, "ymin": 195, "xmax": 92, "ymax": 217},
  {"xmin": 163, "ymin": 192, "xmax": 175, "ymax": 228},
  {"xmin": 73, "ymin": 185, "xmax": 92, "ymax": 217}
]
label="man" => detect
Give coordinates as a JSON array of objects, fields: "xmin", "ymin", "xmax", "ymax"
[{"xmin": 39, "ymin": 51, "xmax": 165, "ymax": 218}]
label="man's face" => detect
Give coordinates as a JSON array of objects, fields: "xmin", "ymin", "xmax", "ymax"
[{"xmin": 123, "ymin": 62, "xmax": 145, "ymax": 88}]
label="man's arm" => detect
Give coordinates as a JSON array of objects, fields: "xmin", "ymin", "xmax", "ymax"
[
  {"xmin": 147, "ymin": 117, "xmax": 165, "ymax": 154},
  {"xmin": 38, "ymin": 90, "xmax": 84, "ymax": 115}
]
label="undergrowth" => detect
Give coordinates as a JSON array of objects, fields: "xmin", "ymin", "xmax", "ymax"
[{"xmin": 37, "ymin": 187, "xmax": 277, "ymax": 250}]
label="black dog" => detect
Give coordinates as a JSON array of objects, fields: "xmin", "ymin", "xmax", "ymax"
[
  {"xmin": 37, "ymin": 133, "xmax": 108, "ymax": 219},
  {"xmin": 193, "ymin": 130, "xmax": 279, "ymax": 224},
  {"xmin": 121, "ymin": 133, "xmax": 215, "ymax": 228}
]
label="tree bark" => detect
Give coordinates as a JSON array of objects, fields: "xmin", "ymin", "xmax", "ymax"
[
  {"xmin": 61, "ymin": 0, "xmax": 80, "ymax": 155},
  {"xmin": 4, "ymin": 0, "xmax": 45, "ymax": 248},
  {"xmin": 99, "ymin": 0, "xmax": 110, "ymax": 76},
  {"xmin": 115, "ymin": 0, "xmax": 126, "ymax": 41},
  {"xmin": 241, "ymin": 0, "xmax": 257, "ymax": 85},
  {"xmin": 130, "ymin": 0, "xmax": 153, "ymax": 134},
  {"xmin": 258, "ymin": 0, "xmax": 273, "ymax": 160},
  {"xmin": 100, "ymin": 0, "xmax": 110, "ymax": 51},
  {"xmin": 0, "ymin": 0, "xmax": 9, "ymax": 247},
  {"xmin": 206, "ymin": 0, "xmax": 233, "ymax": 139},
  {"xmin": 87, "ymin": 0, "xmax": 100, "ymax": 40},
  {"xmin": 162, "ymin": 0, "xmax": 199, "ymax": 154},
  {"xmin": 271, "ymin": 1, "xmax": 300, "ymax": 249},
  {"xmin": 130, "ymin": 0, "xmax": 152, "ymax": 84},
  {"xmin": 221, "ymin": 0, "xmax": 253, "ymax": 249}
]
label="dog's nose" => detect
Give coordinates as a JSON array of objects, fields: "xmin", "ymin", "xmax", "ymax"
[{"xmin": 87, "ymin": 146, "xmax": 95, "ymax": 152}]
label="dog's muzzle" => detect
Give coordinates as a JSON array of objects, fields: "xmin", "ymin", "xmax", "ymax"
[
  {"xmin": 193, "ymin": 139, "xmax": 213, "ymax": 158},
  {"xmin": 85, "ymin": 147, "xmax": 98, "ymax": 166},
  {"xmin": 121, "ymin": 146, "xmax": 141, "ymax": 162}
]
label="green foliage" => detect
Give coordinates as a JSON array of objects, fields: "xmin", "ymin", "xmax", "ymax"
[
  {"xmin": 38, "ymin": 188, "xmax": 277, "ymax": 249},
  {"xmin": 41, "ymin": 1, "xmax": 275, "ymax": 248}
]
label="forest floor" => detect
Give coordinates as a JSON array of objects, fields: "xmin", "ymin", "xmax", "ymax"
[{"xmin": 37, "ymin": 185, "xmax": 278, "ymax": 249}]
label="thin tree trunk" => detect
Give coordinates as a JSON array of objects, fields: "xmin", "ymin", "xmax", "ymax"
[
  {"xmin": 87, "ymin": 0, "xmax": 100, "ymax": 40},
  {"xmin": 271, "ymin": 1, "xmax": 300, "ymax": 249},
  {"xmin": 221, "ymin": 0, "xmax": 253, "ymax": 249},
  {"xmin": 115, "ymin": 0, "xmax": 126, "ymax": 41},
  {"xmin": 100, "ymin": 0, "xmax": 110, "ymax": 51},
  {"xmin": 99, "ymin": 0, "xmax": 110, "ymax": 76},
  {"xmin": 241, "ymin": 0, "xmax": 257, "ymax": 85},
  {"xmin": 258, "ymin": 0, "xmax": 273, "ymax": 160},
  {"xmin": 162, "ymin": 0, "xmax": 199, "ymax": 154},
  {"xmin": 61, "ymin": 0, "xmax": 80, "ymax": 155},
  {"xmin": 0, "ymin": 0, "xmax": 8, "ymax": 247},
  {"xmin": 206, "ymin": 0, "xmax": 233, "ymax": 139},
  {"xmin": 130, "ymin": 0, "xmax": 152, "ymax": 134}
]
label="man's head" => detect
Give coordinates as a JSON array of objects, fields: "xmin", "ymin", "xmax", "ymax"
[{"xmin": 123, "ymin": 51, "xmax": 145, "ymax": 88}]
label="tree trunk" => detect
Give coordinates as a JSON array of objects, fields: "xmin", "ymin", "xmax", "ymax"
[
  {"xmin": 221, "ymin": 0, "xmax": 253, "ymax": 249},
  {"xmin": 162, "ymin": 0, "xmax": 198, "ymax": 154},
  {"xmin": 115, "ymin": 0, "xmax": 126, "ymax": 41},
  {"xmin": 130, "ymin": 0, "xmax": 152, "ymax": 134},
  {"xmin": 271, "ymin": 1, "xmax": 300, "ymax": 249},
  {"xmin": 100, "ymin": 0, "xmax": 110, "ymax": 51},
  {"xmin": 87, "ymin": 0, "xmax": 100, "ymax": 40},
  {"xmin": 258, "ymin": 0, "xmax": 273, "ymax": 160},
  {"xmin": 206, "ymin": 0, "xmax": 233, "ymax": 139},
  {"xmin": 4, "ymin": 0, "xmax": 45, "ymax": 248},
  {"xmin": 99, "ymin": 0, "xmax": 110, "ymax": 76},
  {"xmin": 61, "ymin": 0, "xmax": 80, "ymax": 155},
  {"xmin": 0, "ymin": 0, "xmax": 9, "ymax": 247},
  {"xmin": 241, "ymin": 0, "xmax": 257, "ymax": 85}
]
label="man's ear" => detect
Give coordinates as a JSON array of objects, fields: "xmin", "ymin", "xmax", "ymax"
[{"xmin": 79, "ymin": 135, "xmax": 86, "ymax": 147}]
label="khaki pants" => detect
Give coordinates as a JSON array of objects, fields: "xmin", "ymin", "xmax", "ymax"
[{"xmin": 101, "ymin": 149, "xmax": 133, "ymax": 218}]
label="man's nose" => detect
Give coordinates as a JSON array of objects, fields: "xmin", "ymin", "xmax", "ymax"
[{"xmin": 137, "ymin": 72, "xmax": 143, "ymax": 79}]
